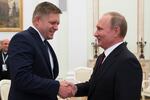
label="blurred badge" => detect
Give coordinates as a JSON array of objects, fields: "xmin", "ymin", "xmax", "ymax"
[{"xmin": 2, "ymin": 64, "xmax": 7, "ymax": 71}]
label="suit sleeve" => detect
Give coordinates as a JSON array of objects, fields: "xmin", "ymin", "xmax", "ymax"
[
  {"xmin": 75, "ymin": 81, "xmax": 90, "ymax": 96},
  {"xmin": 8, "ymin": 34, "xmax": 60, "ymax": 97},
  {"xmin": 115, "ymin": 57, "xmax": 142, "ymax": 100}
]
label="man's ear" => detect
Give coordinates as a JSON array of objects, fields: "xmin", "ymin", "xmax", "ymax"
[
  {"xmin": 33, "ymin": 16, "xmax": 41, "ymax": 23},
  {"xmin": 113, "ymin": 26, "xmax": 120, "ymax": 37}
]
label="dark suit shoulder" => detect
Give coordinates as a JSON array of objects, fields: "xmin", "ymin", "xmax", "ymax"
[
  {"xmin": 11, "ymin": 29, "xmax": 32, "ymax": 41},
  {"xmin": 114, "ymin": 46, "xmax": 141, "ymax": 73},
  {"xmin": 10, "ymin": 28, "xmax": 39, "ymax": 50},
  {"xmin": 108, "ymin": 43, "xmax": 141, "ymax": 70}
]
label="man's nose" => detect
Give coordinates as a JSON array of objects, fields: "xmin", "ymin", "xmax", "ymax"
[{"xmin": 54, "ymin": 24, "xmax": 58, "ymax": 30}]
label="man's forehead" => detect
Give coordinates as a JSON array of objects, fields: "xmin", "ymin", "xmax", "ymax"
[{"xmin": 2, "ymin": 40, "xmax": 9, "ymax": 44}]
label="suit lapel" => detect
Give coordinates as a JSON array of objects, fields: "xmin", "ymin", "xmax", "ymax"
[
  {"xmin": 28, "ymin": 27, "xmax": 59, "ymax": 79},
  {"xmin": 27, "ymin": 27, "xmax": 53, "ymax": 73},
  {"xmin": 89, "ymin": 43, "xmax": 127, "ymax": 96},
  {"xmin": 101, "ymin": 43, "xmax": 127, "ymax": 77}
]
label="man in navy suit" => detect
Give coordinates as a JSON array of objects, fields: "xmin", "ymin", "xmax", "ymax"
[
  {"xmin": 8, "ymin": 2, "xmax": 73, "ymax": 100},
  {"xmin": 67, "ymin": 12, "xmax": 142, "ymax": 100}
]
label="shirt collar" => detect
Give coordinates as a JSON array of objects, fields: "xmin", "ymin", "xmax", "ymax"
[
  {"xmin": 104, "ymin": 41, "xmax": 123, "ymax": 58},
  {"xmin": 31, "ymin": 25, "xmax": 45, "ymax": 42}
]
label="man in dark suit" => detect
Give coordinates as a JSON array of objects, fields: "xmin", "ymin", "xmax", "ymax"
[
  {"xmin": 67, "ymin": 12, "xmax": 142, "ymax": 100},
  {"xmin": 8, "ymin": 2, "xmax": 73, "ymax": 100},
  {"xmin": 0, "ymin": 39, "xmax": 10, "ymax": 80}
]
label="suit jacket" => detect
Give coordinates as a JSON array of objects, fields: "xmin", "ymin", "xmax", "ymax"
[
  {"xmin": 8, "ymin": 27, "xmax": 59, "ymax": 100},
  {"xmin": 76, "ymin": 43, "xmax": 142, "ymax": 100},
  {"xmin": 0, "ymin": 50, "xmax": 10, "ymax": 80}
]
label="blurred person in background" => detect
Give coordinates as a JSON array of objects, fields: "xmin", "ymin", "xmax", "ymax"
[{"xmin": 0, "ymin": 39, "xmax": 10, "ymax": 80}]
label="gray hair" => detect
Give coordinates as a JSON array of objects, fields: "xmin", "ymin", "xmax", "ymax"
[{"xmin": 105, "ymin": 12, "xmax": 127, "ymax": 37}]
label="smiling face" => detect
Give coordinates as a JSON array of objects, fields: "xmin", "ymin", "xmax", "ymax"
[
  {"xmin": 94, "ymin": 14, "xmax": 123, "ymax": 50},
  {"xmin": 34, "ymin": 13, "xmax": 60, "ymax": 40},
  {"xmin": 32, "ymin": 2, "xmax": 62, "ymax": 40}
]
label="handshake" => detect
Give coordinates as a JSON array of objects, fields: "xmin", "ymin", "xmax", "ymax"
[{"xmin": 58, "ymin": 80, "xmax": 77, "ymax": 99}]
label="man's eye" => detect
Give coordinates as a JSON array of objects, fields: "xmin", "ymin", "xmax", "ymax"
[
  {"xmin": 97, "ymin": 28, "xmax": 102, "ymax": 31},
  {"xmin": 49, "ymin": 22, "xmax": 59, "ymax": 25}
]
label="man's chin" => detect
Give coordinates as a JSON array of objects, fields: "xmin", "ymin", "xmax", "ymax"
[
  {"xmin": 97, "ymin": 42, "xmax": 101, "ymax": 46},
  {"xmin": 2, "ymin": 49, "xmax": 8, "ymax": 52},
  {"xmin": 47, "ymin": 36, "xmax": 53, "ymax": 40}
]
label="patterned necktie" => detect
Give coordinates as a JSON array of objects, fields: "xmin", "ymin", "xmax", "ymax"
[
  {"xmin": 95, "ymin": 52, "xmax": 105, "ymax": 73},
  {"xmin": 98, "ymin": 52, "xmax": 105, "ymax": 65},
  {"xmin": 93, "ymin": 52, "xmax": 106, "ymax": 77}
]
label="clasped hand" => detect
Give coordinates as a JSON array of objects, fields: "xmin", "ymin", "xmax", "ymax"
[{"xmin": 58, "ymin": 80, "xmax": 77, "ymax": 99}]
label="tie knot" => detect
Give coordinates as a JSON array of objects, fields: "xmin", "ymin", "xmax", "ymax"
[
  {"xmin": 44, "ymin": 40, "xmax": 47, "ymax": 43},
  {"xmin": 44, "ymin": 40, "xmax": 49, "ymax": 45},
  {"xmin": 44, "ymin": 40, "xmax": 49, "ymax": 50}
]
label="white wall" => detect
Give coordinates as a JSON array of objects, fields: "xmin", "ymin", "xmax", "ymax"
[{"xmin": 67, "ymin": 0, "xmax": 88, "ymax": 71}]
